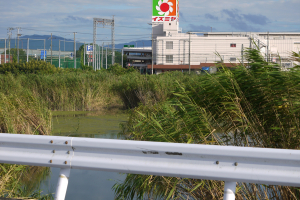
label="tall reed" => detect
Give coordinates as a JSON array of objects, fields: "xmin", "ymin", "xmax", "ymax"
[{"xmin": 113, "ymin": 49, "xmax": 300, "ymax": 199}]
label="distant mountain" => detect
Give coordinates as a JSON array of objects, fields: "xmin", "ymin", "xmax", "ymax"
[
  {"xmin": 20, "ymin": 34, "xmax": 73, "ymax": 41},
  {"xmin": 115, "ymin": 40, "xmax": 152, "ymax": 49},
  {"xmin": 4, "ymin": 34, "xmax": 151, "ymax": 51}
]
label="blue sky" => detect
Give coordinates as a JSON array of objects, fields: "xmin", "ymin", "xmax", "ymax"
[{"xmin": 0, "ymin": 0, "xmax": 299, "ymax": 44}]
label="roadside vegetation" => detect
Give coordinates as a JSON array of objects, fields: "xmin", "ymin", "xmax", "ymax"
[{"xmin": 0, "ymin": 49, "xmax": 299, "ymax": 199}]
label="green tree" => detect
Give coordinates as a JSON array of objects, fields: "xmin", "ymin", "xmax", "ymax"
[{"xmin": 2, "ymin": 48, "xmax": 27, "ymax": 63}]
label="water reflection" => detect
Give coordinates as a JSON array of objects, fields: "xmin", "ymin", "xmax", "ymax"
[{"xmin": 41, "ymin": 111, "xmax": 128, "ymax": 200}]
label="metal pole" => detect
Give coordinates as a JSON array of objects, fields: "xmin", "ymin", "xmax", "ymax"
[
  {"xmin": 64, "ymin": 38, "xmax": 65, "ymax": 62},
  {"xmin": 223, "ymin": 181, "xmax": 236, "ymax": 200},
  {"xmin": 54, "ymin": 168, "xmax": 71, "ymax": 200},
  {"xmin": 241, "ymin": 44, "xmax": 244, "ymax": 66},
  {"xmin": 189, "ymin": 32, "xmax": 191, "ymax": 74},
  {"xmin": 27, "ymin": 38, "xmax": 29, "ymax": 62},
  {"xmin": 102, "ymin": 42, "xmax": 104, "ymax": 69},
  {"xmin": 51, "ymin": 33, "xmax": 53, "ymax": 65},
  {"xmin": 97, "ymin": 45, "xmax": 98, "ymax": 70},
  {"xmin": 151, "ymin": 27, "xmax": 153, "ymax": 74},
  {"xmin": 59, "ymin": 40, "xmax": 61, "ymax": 68},
  {"xmin": 98, "ymin": 44, "xmax": 100, "ymax": 70},
  {"xmin": 121, "ymin": 49, "xmax": 123, "ymax": 68},
  {"xmin": 267, "ymin": 31, "xmax": 269, "ymax": 62},
  {"xmin": 43, "ymin": 39, "xmax": 45, "ymax": 62},
  {"xmin": 95, "ymin": 44, "xmax": 97, "ymax": 70},
  {"xmin": 8, "ymin": 37, "xmax": 10, "ymax": 63},
  {"xmin": 84, "ymin": 42, "xmax": 86, "ymax": 66},
  {"xmin": 106, "ymin": 47, "xmax": 107, "ymax": 69},
  {"xmin": 4, "ymin": 39, "xmax": 6, "ymax": 63},
  {"xmin": 112, "ymin": 15, "xmax": 115, "ymax": 65},
  {"xmin": 74, "ymin": 32, "xmax": 76, "ymax": 69},
  {"xmin": 93, "ymin": 43, "xmax": 95, "ymax": 70},
  {"xmin": 93, "ymin": 18, "xmax": 97, "ymax": 71},
  {"xmin": 17, "ymin": 31, "xmax": 19, "ymax": 63}
]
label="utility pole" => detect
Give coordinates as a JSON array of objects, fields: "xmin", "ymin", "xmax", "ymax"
[
  {"xmin": 17, "ymin": 27, "xmax": 22, "ymax": 63},
  {"xmin": 51, "ymin": 33, "xmax": 53, "ymax": 65},
  {"xmin": 27, "ymin": 38, "xmax": 29, "ymax": 62},
  {"xmin": 112, "ymin": 15, "xmax": 115, "ymax": 65},
  {"xmin": 189, "ymin": 32, "xmax": 191, "ymax": 74},
  {"xmin": 74, "ymin": 32, "xmax": 77, "ymax": 69},
  {"xmin": 7, "ymin": 28, "xmax": 14, "ymax": 63},
  {"xmin": 59, "ymin": 40, "xmax": 61, "ymax": 68},
  {"xmin": 4, "ymin": 39, "xmax": 6, "ymax": 63},
  {"xmin": 106, "ymin": 47, "xmax": 108, "ymax": 69}
]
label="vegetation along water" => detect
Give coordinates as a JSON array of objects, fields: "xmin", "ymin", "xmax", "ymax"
[{"xmin": 0, "ymin": 49, "xmax": 300, "ymax": 199}]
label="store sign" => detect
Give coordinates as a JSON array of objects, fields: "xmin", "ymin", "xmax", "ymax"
[
  {"xmin": 86, "ymin": 45, "xmax": 93, "ymax": 55},
  {"xmin": 152, "ymin": 0, "xmax": 178, "ymax": 22}
]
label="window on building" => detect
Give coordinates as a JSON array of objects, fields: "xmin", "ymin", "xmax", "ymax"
[
  {"xmin": 166, "ymin": 55, "xmax": 173, "ymax": 63},
  {"xmin": 166, "ymin": 41, "xmax": 173, "ymax": 49},
  {"xmin": 230, "ymin": 57, "xmax": 237, "ymax": 62},
  {"xmin": 230, "ymin": 43, "xmax": 237, "ymax": 47}
]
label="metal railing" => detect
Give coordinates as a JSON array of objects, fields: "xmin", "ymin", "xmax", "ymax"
[{"xmin": 0, "ymin": 133, "xmax": 299, "ymax": 200}]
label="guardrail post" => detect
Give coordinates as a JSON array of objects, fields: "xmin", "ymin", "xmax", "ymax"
[
  {"xmin": 223, "ymin": 181, "xmax": 236, "ymax": 200},
  {"xmin": 55, "ymin": 168, "xmax": 71, "ymax": 200}
]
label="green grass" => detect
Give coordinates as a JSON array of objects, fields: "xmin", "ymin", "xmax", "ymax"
[
  {"xmin": 113, "ymin": 49, "xmax": 300, "ymax": 200},
  {"xmin": 0, "ymin": 51, "xmax": 300, "ymax": 199}
]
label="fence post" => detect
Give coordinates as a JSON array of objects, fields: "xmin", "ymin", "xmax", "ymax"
[
  {"xmin": 55, "ymin": 168, "xmax": 71, "ymax": 200},
  {"xmin": 223, "ymin": 181, "xmax": 236, "ymax": 200}
]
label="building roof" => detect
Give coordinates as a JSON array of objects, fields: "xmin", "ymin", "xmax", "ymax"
[
  {"xmin": 123, "ymin": 47, "xmax": 152, "ymax": 53},
  {"xmin": 147, "ymin": 63, "xmax": 239, "ymax": 69}
]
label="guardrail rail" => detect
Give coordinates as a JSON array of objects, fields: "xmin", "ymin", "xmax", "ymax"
[{"xmin": 0, "ymin": 133, "xmax": 300, "ymax": 200}]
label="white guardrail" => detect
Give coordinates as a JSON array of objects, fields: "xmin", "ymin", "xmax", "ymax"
[{"xmin": 0, "ymin": 133, "xmax": 300, "ymax": 200}]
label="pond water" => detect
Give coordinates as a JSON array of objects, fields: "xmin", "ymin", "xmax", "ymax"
[{"xmin": 41, "ymin": 111, "xmax": 128, "ymax": 200}]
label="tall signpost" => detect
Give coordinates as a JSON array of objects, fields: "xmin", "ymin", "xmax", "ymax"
[
  {"xmin": 152, "ymin": 0, "xmax": 179, "ymax": 74},
  {"xmin": 152, "ymin": 0, "xmax": 178, "ymax": 22}
]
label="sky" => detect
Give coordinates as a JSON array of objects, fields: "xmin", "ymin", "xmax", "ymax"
[{"xmin": 0, "ymin": 0, "xmax": 299, "ymax": 44}]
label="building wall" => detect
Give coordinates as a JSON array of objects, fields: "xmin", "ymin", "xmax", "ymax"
[
  {"xmin": 155, "ymin": 34, "xmax": 251, "ymax": 65},
  {"xmin": 154, "ymin": 32, "xmax": 300, "ymax": 66}
]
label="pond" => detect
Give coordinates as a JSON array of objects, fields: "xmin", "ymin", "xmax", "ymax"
[{"xmin": 41, "ymin": 111, "xmax": 128, "ymax": 199}]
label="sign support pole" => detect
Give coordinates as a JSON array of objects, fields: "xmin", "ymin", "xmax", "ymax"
[
  {"xmin": 54, "ymin": 168, "xmax": 71, "ymax": 200},
  {"xmin": 84, "ymin": 42, "xmax": 86, "ymax": 66},
  {"xmin": 223, "ymin": 181, "xmax": 236, "ymax": 200}
]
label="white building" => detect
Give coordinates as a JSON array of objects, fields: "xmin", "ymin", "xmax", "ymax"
[
  {"xmin": 148, "ymin": 21, "xmax": 300, "ymax": 74},
  {"xmin": 122, "ymin": 2, "xmax": 300, "ymax": 74}
]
